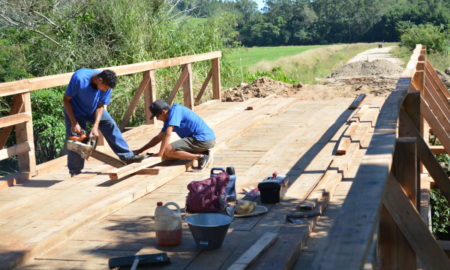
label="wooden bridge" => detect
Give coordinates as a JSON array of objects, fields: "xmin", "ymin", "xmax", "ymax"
[{"xmin": 0, "ymin": 45, "xmax": 449, "ymax": 269}]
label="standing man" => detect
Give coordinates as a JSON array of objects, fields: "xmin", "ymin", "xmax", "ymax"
[
  {"xmin": 64, "ymin": 68, "xmax": 144, "ymax": 177},
  {"xmin": 133, "ymin": 100, "xmax": 215, "ymax": 170}
]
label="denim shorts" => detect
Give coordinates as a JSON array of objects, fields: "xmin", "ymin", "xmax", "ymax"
[{"xmin": 171, "ymin": 137, "xmax": 215, "ymax": 153}]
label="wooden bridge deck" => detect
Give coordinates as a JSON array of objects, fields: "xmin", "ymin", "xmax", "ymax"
[{"xmin": 0, "ymin": 95, "xmax": 387, "ymax": 269}]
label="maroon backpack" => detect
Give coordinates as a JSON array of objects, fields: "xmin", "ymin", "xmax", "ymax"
[{"xmin": 185, "ymin": 172, "xmax": 229, "ymax": 213}]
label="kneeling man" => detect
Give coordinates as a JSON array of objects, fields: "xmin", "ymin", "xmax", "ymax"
[{"xmin": 133, "ymin": 100, "xmax": 215, "ymax": 170}]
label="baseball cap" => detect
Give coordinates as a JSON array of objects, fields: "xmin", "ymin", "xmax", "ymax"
[{"xmin": 149, "ymin": 100, "xmax": 170, "ymax": 119}]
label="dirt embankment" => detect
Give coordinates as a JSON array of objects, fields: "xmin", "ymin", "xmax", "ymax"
[{"xmin": 222, "ymin": 51, "xmax": 406, "ymax": 102}]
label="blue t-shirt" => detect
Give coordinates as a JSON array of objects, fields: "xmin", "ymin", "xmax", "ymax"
[
  {"xmin": 162, "ymin": 104, "xmax": 215, "ymax": 141},
  {"xmin": 65, "ymin": 68, "xmax": 111, "ymax": 117}
]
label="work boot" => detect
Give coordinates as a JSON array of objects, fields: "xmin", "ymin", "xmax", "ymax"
[{"xmin": 122, "ymin": 154, "xmax": 145, "ymax": 164}]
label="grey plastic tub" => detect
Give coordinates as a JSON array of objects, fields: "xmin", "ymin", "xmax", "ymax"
[{"xmin": 185, "ymin": 213, "xmax": 232, "ymax": 250}]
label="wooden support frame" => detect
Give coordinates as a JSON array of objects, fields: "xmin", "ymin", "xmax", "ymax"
[
  {"xmin": 383, "ymin": 175, "xmax": 450, "ymax": 270},
  {"xmin": 212, "ymin": 58, "xmax": 221, "ymax": 100},
  {"xmin": 380, "ymin": 138, "xmax": 417, "ymax": 270},
  {"xmin": 0, "ymin": 142, "xmax": 31, "ymax": 161},
  {"xmin": 0, "ymin": 94, "xmax": 25, "ymax": 148},
  {"xmin": 144, "ymin": 70, "xmax": 156, "ymax": 124},
  {"xmin": 168, "ymin": 65, "xmax": 189, "ymax": 105},
  {"xmin": 183, "ymin": 63, "xmax": 194, "ymax": 110},
  {"xmin": 14, "ymin": 92, "xmax": 36, "ymax": 176},
  {"xmin": 195, "ymin": 69, "xmax": 213, "ymax": 104}
]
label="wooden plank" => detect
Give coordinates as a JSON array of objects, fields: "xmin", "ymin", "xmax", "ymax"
[
  {"xmin": 380, "ymin": 138, "xmax": 417, "ymax": 270},
  {"xmin": 0, "ymin": 51, "xmax": 221, "ymax": 96},
  {"xmin": 167, "ymin": 65, "xmax": 189, "ymax": 105},
  {"xmin": 15, "ymin": 92, "xmax": 36, "ymax": 177},
  {"xmin": 425, "ymin": 60, "xmax": 450, "ymax": 98},
  {"xmin": 0, "ymin": 112, "xmax": 31, "ymax": 129},
  {"xmin": 421, "ymin": 99, "xmax": 450, "ymax": 157},
  {"xmin": 383, "ymin": 175, "xmax": 450, "ymax": 270},
  {"xmin": 227, "ymin": 232, "xmax": 278, "ymax": 270},
  {"xmin": 195, "ymin": 69, "xmax": 212, "ymax": 104},
  {"xmin": 183, "ymin": 63, "xmax": 194, "ymax": 110},
  {"xmin": 336, "ymin": 122, "xmax": 358, "ymax": 155},
  {"xmin": 399, "ymin": 109, "xmax": 450, "ymax": 203},
  {"xmin": 119, "ymin": 71, "xmax": 150, "ymax": 131},
  {"xmin": 430, "ymin": 145, "xmax": 448, "ymax": 154},
  {"xmin": 144, "ymin": 70, "xmax": 156, "ymax": 124},
  {"xmin": 109, "ymin": 156, "xmax": 173, "ymax": 180},
  {"xmin": 0, "ymin": 142, "xmax": 31, "ymax": 161},
  {"xmin": 0, "ymin": 94, "xmax": 24, "ymax": 148},
  {"xmin": 313, "ymin": 86, "xmax": 409, "ymax": 270},
  {"xmin": 90, "ymin": 150, "xmax": 126, "ymax": 168},
  {"xmin": 422, "ymin": 81, "xmax": 450, "ymax": 134},
  {"xmin": 348, "ymin": 94, "xmax": 366, "ymax": 110},
  {"xmin": 212, "ymin": 58, "xmax": 221, "ymax": 100}
]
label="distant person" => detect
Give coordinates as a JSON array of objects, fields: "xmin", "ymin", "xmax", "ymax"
[
  {"xmin": 63, "ymin": 68, "xmax": 145, "ymax": 177},
  {"xmin": 133, "ymin": 100, "xmax": 215, "ymax": 170}
]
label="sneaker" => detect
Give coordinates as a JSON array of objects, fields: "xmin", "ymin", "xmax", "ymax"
[
  {"xmin": 197, "ymin": 152, "xmax": 211, "ymax": 170},
  {"xmin": 122, "ymin": 154, "xmax": 145, "ymax": 164}
]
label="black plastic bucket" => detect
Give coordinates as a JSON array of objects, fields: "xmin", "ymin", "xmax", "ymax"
[{"xmin": 185, "ymin": 213, "xmax": 232, "ymax": 250}]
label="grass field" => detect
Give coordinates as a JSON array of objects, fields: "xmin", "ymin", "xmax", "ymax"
[{"xmin": 224, "ymin": 45, "xmax": 322, "ymax": 70}]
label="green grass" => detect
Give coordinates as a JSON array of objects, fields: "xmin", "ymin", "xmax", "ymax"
[
  {"xmin": 224, "ymin": 45, "xmax": 322, "ymax": 70},
  {"xmin": 392, "ymin": 45, "xmax": 449, "ymax": 71}
]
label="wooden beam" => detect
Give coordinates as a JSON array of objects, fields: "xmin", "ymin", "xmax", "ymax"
[
  {"xmin": 383, "ymin": 175, "xmax": 450, "ymax": 270},
  {"xmin": 227, "ymin": 232, "xmax": 277, "ymax": 270},
  {"xmin": 348, "ymin": 94, "xmax": 366, "ymax": 110},
  {"xmin": 15, "ymin": 92, "xmax": 36, "ymax": 177},
  {"xmin": 336, "ymin": 122, "xmax": 358, "ymax": 155},
  {"xmin": 0, "ymin": 113, "xmax": 32, "ymax": 129},
  {"xmin": 167, "ymin": 65, "xmax": 189, "ymax": 105},
  {"xmin": 195, "ymin": 69, "xmax": 212, "ymax": 104},
  {"xmin": 0, "ymin": 142, "xmax": 31, "ymax": 161},
  {"xmin": 119, "ymin": 72, "xmax": 151, "ymax": 131},
  {"xmin": 211, "ymin": 58, "xmax": 221, "ymax": 100},
  {"xmin": 144, "ymin": 70, "xmax": 156, "ymax": 124},
  {"xmin": 430, "ymin": 145, "xmax": 448, "ymax": 154},
  {"xmin": 89, "ymin": 150, "xmax": 126, "ymax": 168},
  {"xmin": 421, "ymin": 98, "xmax": 450, "ymax": 156},
  {"xmin": 425, "ymin": 60, "xmax": 450, "ymax": 99},
  {"xmin": 399, "ymin": 109, "xmax": 450, "ymax": 202},
  {"xmin": 109, "ymin": 156, "xmax": 168, "ymax": 180},
  {"xmin": 0, "ymin": 94, "xmax": 24, "ymax": 148},
  {"xmin": 0, "ymin": 51, "xmax": 222, "ymax": 97},
  {"xmin": 183, "ymin": 63, "xmax": 194, "ymax": 110},
  {"xmin": 380, "ymin": 138, "xmax": 417, "ymax": 270}
]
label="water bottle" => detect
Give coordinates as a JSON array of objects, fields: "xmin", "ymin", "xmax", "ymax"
[{"xmin": 155, "ymin": 202, "xmax": 182, "ymax": 246}]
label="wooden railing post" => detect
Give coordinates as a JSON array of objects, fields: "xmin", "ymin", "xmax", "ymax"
[
  {"xmin": 144, "ymin": 70, "xmax": 156, "ymax": 124},
  {"xmin": 399, "ymin": 91, "xmax": 421, "ymax": 208},
  {"xmin": 183, "ymin": 64, "xmax": 194, "ymax": 110},
  {"xmin": 15, "ymin": 92, "xmax": 36, "ymax": 178},
  {"xmin": 211, "ymin": 58, "xmax": 221, "ymax": 100},
  {"xmin": 380, "ymin": 138, "xmax": 417, "ymax": 270}
]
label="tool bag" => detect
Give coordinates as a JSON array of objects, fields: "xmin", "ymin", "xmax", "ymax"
[{"xmin": 185, "ymin": 171, "xmax": 229, "ymax": 213}]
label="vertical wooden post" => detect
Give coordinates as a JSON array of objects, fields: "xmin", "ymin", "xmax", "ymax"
[
  {"xmin": 15, "ymin": 92, "xmax": 36, "ymax": 178},
  {"xmin": 144, "ymin": 70, "xmax": 156, "ymax": 124},
  {"xmin": 399, "ymin": 91, "xmax": 421, "ymax": 209},
  {"xmin": 0, "ymin": 94, "xmax": 24, "ymax": 148},
  {"xmin": 211, "ymin": 58, "xmax": 221, "ymax": 101},
  {"xmin": 183, "ymin": 64, "xmax": 194, "ymax": 110},
  {"xmin": 380, "ymin": 138, "xmax": 417, "ymax": 270}
]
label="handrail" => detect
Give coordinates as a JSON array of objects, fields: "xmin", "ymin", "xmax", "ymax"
[
  {"xmin": 314, "ymin": 44, "xmax": 450, "ymax": 269},
  {"xmin": 0, "ymin": 51, "xmax": 222, "ymax": 179}
]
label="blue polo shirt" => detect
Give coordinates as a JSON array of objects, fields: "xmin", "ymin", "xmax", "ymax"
[
  {"xmin": 65, "ymin": 68, "xmax": 111, "ymax": 117},
  {"xmin": 162, "ymin": 104, "xmax": 215, "ymax": 141}
]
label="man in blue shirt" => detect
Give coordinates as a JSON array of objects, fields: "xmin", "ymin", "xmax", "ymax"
[
  {"xmin": 133, "ymin": 100, "xmax": 215, "ymax": 170},
  {"xmin": 64, "ymin": 68, "xmax": 144, "ymax": 177}
]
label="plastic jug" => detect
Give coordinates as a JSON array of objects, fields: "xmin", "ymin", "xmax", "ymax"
[{"xmin": 155, "ymin": 202, "xmax": 182, "ymax": 246}]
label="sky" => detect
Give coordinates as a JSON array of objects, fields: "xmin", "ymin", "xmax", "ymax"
[{"xmin": 254, "ymin": 0, "xmax": 265, "ymax": 10}]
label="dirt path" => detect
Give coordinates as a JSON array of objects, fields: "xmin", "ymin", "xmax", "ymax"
[
  {"xmin": 347, "ymin": 46, "xmax": 403, "ymax": 66},
  {"xmin": 223, "ymin": 46, "xmax": 405, "ymax": 101}
]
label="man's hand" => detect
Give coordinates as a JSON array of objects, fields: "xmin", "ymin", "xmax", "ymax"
[
  {"xmin": 133, "ymin": 149, "xmax": 142, "ymax": 155},
  {"xmin": 71, "ymin": 122, "xmax": 82, "ymax": 135},
  {"xmin": 90, "ymin": 126, "xmax": 100, "ymax": 138}
]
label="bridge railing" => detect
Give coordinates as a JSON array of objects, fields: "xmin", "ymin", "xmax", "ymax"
[
  {"xmin": 0, "ymin": 51, "xmax": 222, "ymax": 179},
  {"xmin": 314, "ymin": 44, "xmax": 450, "ymax": 269}
]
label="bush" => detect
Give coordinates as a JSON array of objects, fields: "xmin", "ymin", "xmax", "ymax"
[
  {"xmin": 431, "ymin": 189, "xmax": 450, "ymax": 237},
  {"xmin": 400, "ymin": 23, "xmax": 450, "ymax": 53}
]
